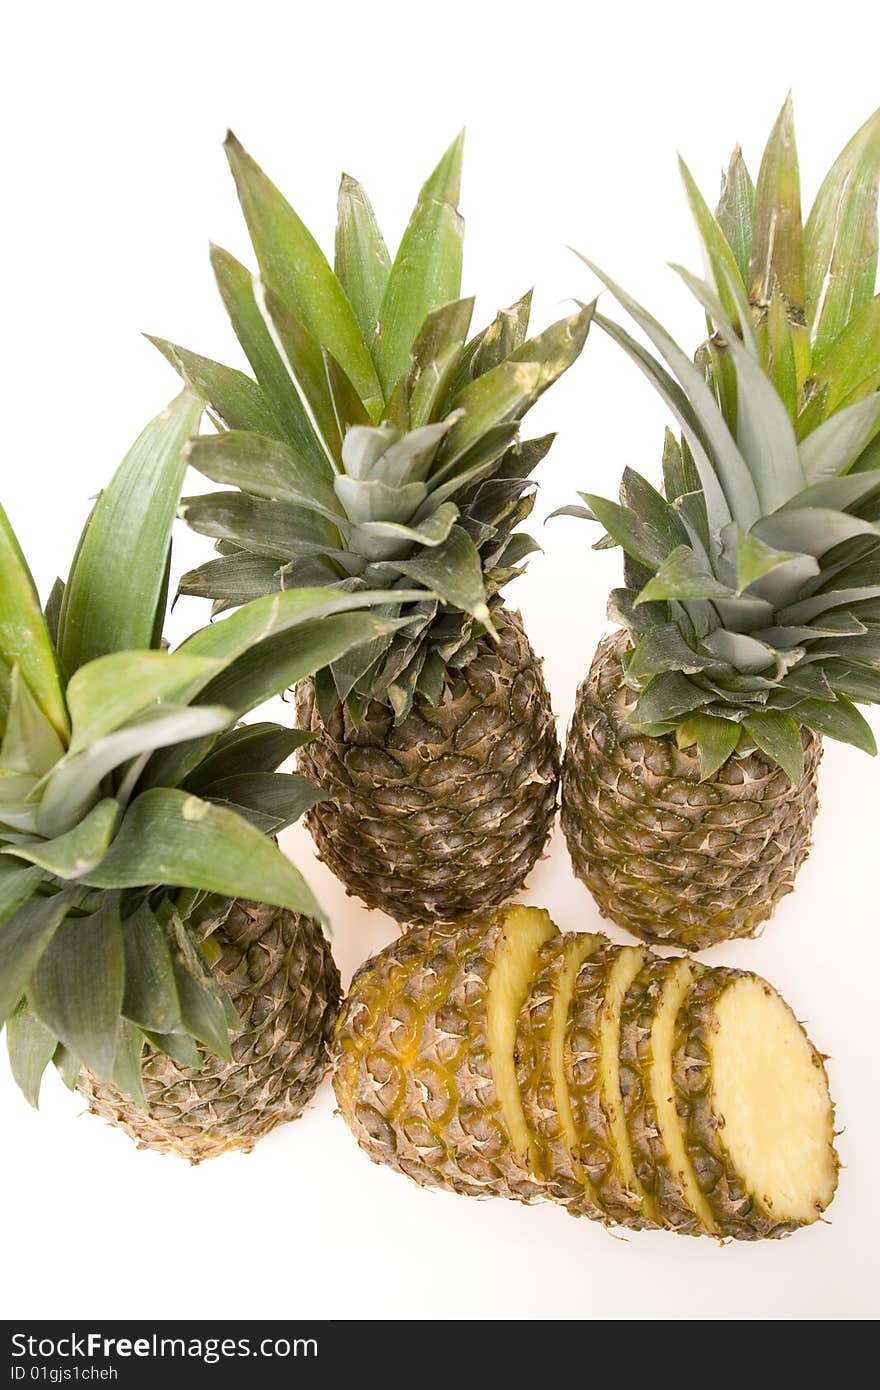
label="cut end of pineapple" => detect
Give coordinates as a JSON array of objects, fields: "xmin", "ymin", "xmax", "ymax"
[
  {"xmin": 709, "ymin": 976, "xmax": 838, "ymax": 1225},
  {"xmin": 487, "ymin": 906, "xmax": 558, "ymax": 1162}
]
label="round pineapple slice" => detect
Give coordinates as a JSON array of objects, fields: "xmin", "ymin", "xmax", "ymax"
[
  {"xmin": 566, "ymin": 943, "xmax": 662, "ymax": 1228},
  {"xmin": 517, "ymin": 932, "xmax": 605, "ymax": 1216},
  {"xmin": 672, "ymin": 970, "xmax": 839, "ymax": 1239},
  {"xmin": 619, "ymin": 956, "xmax": 715, "ymax": 1235},
  {"xmin": 334, "ymin": 906, "xmax": 559, "ymax": 1201}
]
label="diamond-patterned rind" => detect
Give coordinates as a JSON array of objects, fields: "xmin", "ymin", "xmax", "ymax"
[
  {"xmin": 562, "ymin": 631, "xmax": 822, "ymax": 950},
  {"xmin": 618, "ymin": 956, "xmax": 705, "ymax": 1235},
  {"xmin": 516, "ymin": 933, "xmax": 605, "ymax": 1217},
  {"xmin": 297, "ymin": 609, "xmax": 560, "ymax": 926},
  {"xmin": 80, "ymin": 900, "xmax": 340, "ymax": 1162},
  {"xmin": 334, "ymin": 917, "xmax": 542, "ymax": 1201}
]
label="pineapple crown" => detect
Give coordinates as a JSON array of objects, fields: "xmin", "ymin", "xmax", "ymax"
[
  {"xmin": 152, "ymin": 133, "xmax": 591, "ymax": 721},
  {"xmin": 0, "ymin": 392, "xmax": 408, "ymax": 1106},
  {"xmin": 562, "ymin": 99, "xmax": 880, "ymax": 782}
]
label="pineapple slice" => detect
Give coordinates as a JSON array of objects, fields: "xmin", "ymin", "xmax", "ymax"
[
  {"xmin": 672, "ymin": 970, "xmax": 839, "ymax": 1239},
  {"xmin": 566, "ymin": 944, "xmax": 662, "ymax": 1228},
  {"xmin": 518, "ymin": 932, "xmax": 604, "ymax": 1215},
  {"xmin": 485, "ymin": 906, "xmax": 560, "ymax": 1182},
  {"xmin": 619, "ymin": 957, "xmax": 716, "ymax": 1234}
]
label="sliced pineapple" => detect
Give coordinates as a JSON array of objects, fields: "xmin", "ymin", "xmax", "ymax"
[
  {"xmin": 672, "ymin": 970, "xmax": 839, "ymax": 1239},
  {"xmin": 518, "ymin": 932, "xmax": 604, "ymax": 1214},
  {"xmin": 566, "ymin": 944, "xmax": 662, "ymax": 1228},
  {"xmin": 336, "ymin": 917, "xmax": 840, "ymax": 1237},
  {"xmin": 619, "ymin": 956, "xmax": 716, "ymax": 1234}
]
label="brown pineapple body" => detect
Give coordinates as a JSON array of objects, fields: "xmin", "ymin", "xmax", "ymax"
[
  {"xmin": 297, "ymin": 609, "xmax": 560, "ymax": 925},
  {"xmin": 561, "ymin": 632, "xmax": 822, "ymax": 950},
  {"xmin": 80, "ymin": 900, "xmax": 341, "ymax": 1162}
]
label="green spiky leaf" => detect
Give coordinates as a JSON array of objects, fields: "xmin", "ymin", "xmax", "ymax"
[
  {"xmin": 186, "ymin": 430, "xmax": 341, "ymax": 522},
  {"xmin": 334, "ymin": 173, "xmax": 391, "ymax": 344},
  {"xmin": 120, "ymin": 901, "xmax": 180, "ymax": 1034},
  {"xmin": 224, "ymin": 133, "xmax": 381, "ymax": 413},
  {"xmin": 147, "ymin": 336, "xmax": 279, "ymax": 435},
  {"xmin": 37, "ymin": 705, "xmax": 233, "ymax": 840},
  {"xmin": 6, "ymin": 997, "xmax": 57, "ymax": 1108},
  {"xmin": 4, "ymin": 799, "xmax": 118, "ymax": 879},
  {"xmin": 716, "ymin": 147, "xmax": 755, "ymax": 284},
  {"xmin": 67, "ymin": 651, "xmax": 222, "ymax": 753},
  {"xmin": 676, "ymin": 711, "xmax": 742, "ymax": 780},
  {"xmin": 743, "ymin": 709, "xmax": 806, "ymax": 783},
  {"xmin": 0, "ymin": 504, "xmax": 68, "ymax": 739},
  {"xmin": 805, "ymin": 106, "xmax": 880, "ymax": 356},
  {"xmin": 750, "ymin": 95, "xmax": 804, "ymax": 314},
  {"xmin": 379, "ymin": 525, "xmax": 492, "ymax": 629},
  {"xmin": 793, "ymin": 694, "xmax": 877, "ymax": 754},
  {"xmin": 0, "ymin": 890, "xmax": 77, "ymax": 1031},
  {"xmin": 29, "ymin": 897, "xmax": 125, "ymax": 1078},
  {"xmin": 57, "ymin": 391, "xmax": 203, "ymax": 676},
  {"xmin": 179, "ymin": 490, "xmax": 339, "ymax": 560},
  {"xmin": 636, "ymin": 546, "xmax": 733, "ymax": 604},
  {"xmin": 210, "ymin": 243, "xmax": 328, "ymax": 466},
  {"xmin": 182, "ymin": 724, "xmax": 309, "ymax": 791},
  {"xmin": 374, "ymin": 133, "xmax": 465, "ymax": 397},
  {"xmin": 82, "ymin": 788, "xmax": 325, "ymax": 922}
]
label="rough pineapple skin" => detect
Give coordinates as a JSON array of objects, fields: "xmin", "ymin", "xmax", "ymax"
[
  {"xmin": 671, "ymin": 968, "xmax": 837, "ymax": 1240},
  {"xmin": 561, "ymin": 631, "xmax": 822, "ymax": 950},
  {"xmin": 296, "ymin": 609, "xmax": 560, "ymax": 926},
  {"xmin": 618, "ymin": 957, "xmax": 704, "ymax": 1236},
  {"xmin": 333, "ymin": 915, "xmax": 543, "ymax": 1201},
  {"xmin": 565, "ymin": 944, "xmax": 660, "ymax": 1229},
  {"xmin": 332, "ymin": 928, "xmax": 440, "ymax": 1132},
  {"xmin": 80, "ymin": 901, "xmax": 341, "ymax": 1162},
  {"xmin": 516, "ymin": 934, "xmax": 605, "ymax": 1218}
]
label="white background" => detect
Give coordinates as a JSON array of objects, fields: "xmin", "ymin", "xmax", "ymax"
[{"xmin": 2, "ymin": 0, "xmax": 878, "ymax": 1322}]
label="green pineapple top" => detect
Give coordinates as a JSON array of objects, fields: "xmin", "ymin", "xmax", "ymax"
[
  {"xmin": 564, "ymin": 99, "xmax": 880, "ymax": 782},
  {"xmin": 0, "ymin": 394, "xmax": 402, "ymax": 1106},
  {"xmin": 153, "ymin": 133, "xmax": 591, "ymax": 721}
]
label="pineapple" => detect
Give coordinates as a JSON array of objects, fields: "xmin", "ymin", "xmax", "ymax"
[
  {"xmin": 153, "ymin": 133, "xmax": 590, "ymax": 925},
  {"xmin": 618, "ymin": 955, "xmax": 707, "ymax": 1234},
  {"xmin": 334, "ymin": 906, "xmax": 839, "ymax": 1238},
  {"xmin": 672, "ymin": 969, "xmax": 839, "ymax": 1239},
  {"xmin": 561, "ymin": 100, "xmax": 880, "ymax": 948},
  {"xmin": 0, "ymin": 393, "xmax": 401, "ymax": 1159},
  {"xmin": 79, "ymin": 898, "xmax": 340, "ymax": 1161},
  {"xmin": 516, "ymin": 931, "xmax": 604, "ymax": 1214},
  {"xmin": 565, "ymin": 941, "xmax": 659, "ymax": 1227}
]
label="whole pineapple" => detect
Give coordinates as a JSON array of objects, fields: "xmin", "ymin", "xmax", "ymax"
[
  {"xmin": 0, "ymin": 394, "xmax": 394, "ymax": 1158},
  {"xmin": 80, "ymin": 898, "xmax": 339, "ymax": 1161},
  {"xmin": 561, "ymin": 100, "xmax": 880, "ymax": 949},
  {"xmin": 153, "ymin": 133, "xmax": 590, "ymax": 925}
]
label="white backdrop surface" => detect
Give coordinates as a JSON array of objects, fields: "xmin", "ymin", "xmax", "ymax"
[{"xmin": 2, "ymin": 0, "xmax": 878, "ymax": 1322}]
